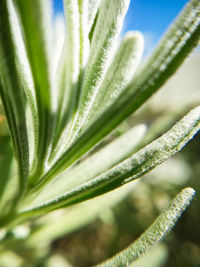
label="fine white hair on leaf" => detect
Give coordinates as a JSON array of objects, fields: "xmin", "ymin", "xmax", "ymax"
[
  {"xmin": 97, "ymin": 187, "xmax": 195, "ymax": 266},
  {"xmin": 19, "ymin": 106, "xmax": 200, "ymax": 214},
  {"xmin": 66, "ymin": 0, "xmax": 131, "ymax": 147},
  {"xmin": 82, "ymin": 31, "xmax": 144, "ymax": 131}
]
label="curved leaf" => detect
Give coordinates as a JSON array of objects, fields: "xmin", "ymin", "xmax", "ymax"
[
  {"xmin": 51, "ymin": 0, "xmax": 90, "ymax": 160},
  {"xmin": 19, "ymin": 106, "xmax": 200, "ymax": 215},
  {"xmin": 50, "ymin": 0, "xmax": 81, "ymax": 159},
  {"xmin": 97, "ymin": 187, "xmax": 195, "ymax": 266},
  {"xmin": 0, "ymin": 0, "xmax": 29, "ymax": 193},
  {"xmin": 39, "ymin": 0, "xmax": 200, "ymax": 185},
  {"xmin": 13, "ymin": 0, "xmax": 54, "ymax": 179},
  {"xmin": 65, "ymin": 0, "xmax": 130, "ymax": 147},
  {"xmin": 28, "ymin": 124, "xmax": 146, "ymax": 204},
  {"xmin": 82, "ymin": 31, "xmax": 144, "ymax": 131}
]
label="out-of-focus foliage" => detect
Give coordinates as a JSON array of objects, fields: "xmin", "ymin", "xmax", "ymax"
[
  {"xmin": 0, "ymin": 0, "xmax": 199, "ymax": 266},
  {"xmin": 48, "ymin": 50, "xmax": 200, "ymax": 267}
]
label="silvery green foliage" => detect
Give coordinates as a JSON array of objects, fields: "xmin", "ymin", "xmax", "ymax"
[
  {"xmin": 0, "ymin": 0, "xmax": 200, "ymax": 264},
  {"xmin": 97, "ymin": 188, "xmax": 195, "ymax": 266}
]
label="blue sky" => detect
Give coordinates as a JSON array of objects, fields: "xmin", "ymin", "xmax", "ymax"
[{"xmin": 53, "ymin": 0, "xmax": 188, "ymax": 53}]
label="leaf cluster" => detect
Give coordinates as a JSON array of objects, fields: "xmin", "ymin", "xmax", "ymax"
[{"xmin": 0, "ymin": 0, "xmax": 199, "ymax": 265}]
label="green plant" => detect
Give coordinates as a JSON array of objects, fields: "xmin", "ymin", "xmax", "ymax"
[{"xmin": 0, "ymin": 0, "xmax": 199, "ymax": 266}]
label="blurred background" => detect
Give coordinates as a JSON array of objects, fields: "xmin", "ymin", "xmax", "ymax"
[
  {"xmin": 0, "ymin": 1, "xmax": 199, "ymax": 266},
  {"xmin": 49, "ymin": 1, "xmax": 200, "ymax": 266}
]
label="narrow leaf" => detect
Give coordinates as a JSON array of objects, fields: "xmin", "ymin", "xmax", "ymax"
[
  {"xmin": 0, "ymin": 0, "xmax": 29, "ymax": 193},
  {"xmin": 97, "ymin": 187, "xmax": 195, "ymax": 266},
  {"xmin": 28, "ymin": 124, "xmax": 146, "ymax": 204},
  {"xmin": 50, "ymin": 0, "xmax": 81, "ymax": 159},
  {"xmin": 7, "ymin": 0, "xmax": 38, "ymax": 170},
  {"xmin": 13, "ymin": 0, "xmax": 54, "ymax": 178},
  {"xmin": 83, "ymin": 31, "xmax": 144, "ymax": 130},
  {"xmin": 19, "ymin": 106, "xmax": 200, "ymax": 215},
  {"xmin": 40, "ymin": 0, "xmax": 200, "ymax": 184},
  {"xmin": 79, "ymin": 0, "xmax": 90, "ymax": 69},
  {"xmin": 66, "ymin": 0, "xmax": 130, "ymax": 147},
  {"xmin": 51, "ymin": 0, "xmax": 90, "ymax": 160}
]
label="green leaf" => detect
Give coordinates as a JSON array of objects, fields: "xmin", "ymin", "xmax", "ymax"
[
  {"xmin": 27, "ymin": 124, "xmax": 146, "ymax": 204},
  {"xmin": 65, "ymin": 0, "xmax": 130, "ymax": 148},
  {"xmin": 51, "ymin": 0, "xmax": 90, "ymax": 160},
  {"xmin": 18, "ymin": 106, "xmax": 200, "ymax": 216},
  {"xmin": 39, "ymin": 0, "xmax": 200, "ymax": 185},
  {"xmin": 78, "ymin": 0, "xmax": 90, "ymax": 69},
  {"xmin": 7, "ymin": 0, "xmax": 38, "ymax": 171},
  {"xmin": 13, "ymin": 0, "xmax": 54, "ymax": 178},
  {"xmin": 97, "ymin": 187, "xmax": 195, "ymax": 266},
  {"xmin": 50, "ymin": 0, "xmax": 80, "ymax": 157},
  {"xmin": 0, "ymin": 0, "xmax": 30, "ymax": 194},
  {"xmin": 83, "ymin": 31, "xmax": 144, "ymax": 131}
]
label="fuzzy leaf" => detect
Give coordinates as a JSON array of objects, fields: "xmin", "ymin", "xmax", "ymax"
[
  {"xmin": 0, "ymin": 0, "xmax": 30, "ymax": 193},
  {"xmin": 40, "ymin": 0, "xmax": 200, "ymax": 184},
  {"xmin": 97, "ymin": 187, "xmax": 195, "ymax": 266},
  {"xmin": 51, "ymin": 0, "xmax": 81, "ymax": 159},
  {"xmin": 13, "ymin": 0, "xmax": 54, "ymax": 178},
  {"xmin": 7, "ymin": 0, "xmax": 38, "ymax": 170},
  {"xmin": 27, "ymin": 124, "xmax": 146, "ymax": 204},
  {"xmin": 18, "ymin": 106, "xmax": 200, "ymax": 216},
  {"xmin": 83, "ymin": 31, "xmax": 144, "ymax": 130},
  {"xmin": 78, "ymin": 0, "xmax": 90, "ymax": 69},
  {"xmin": 65, "ymin": 0, "xmax": 130, "ymax": 147}
]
